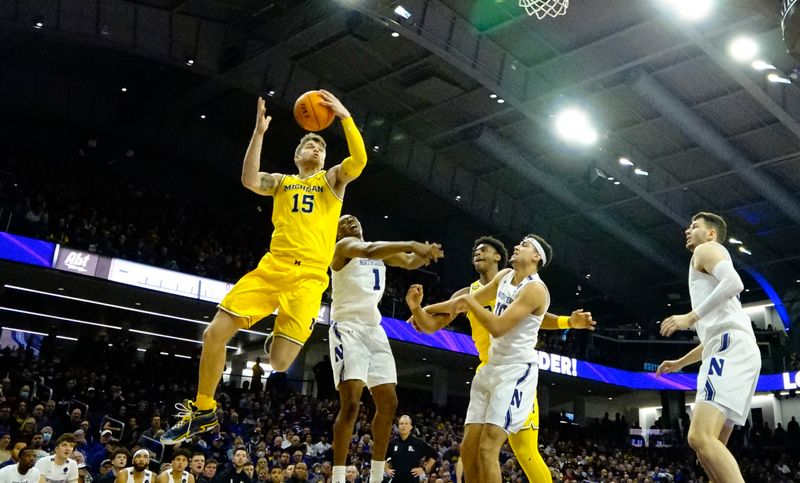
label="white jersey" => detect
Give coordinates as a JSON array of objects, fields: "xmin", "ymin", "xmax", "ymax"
[
  {"xmin": 34, "ymin": 457, "xmax": 78, "ymax": 483},
  {"xmin": 689, "ymin": 244, "xmax": 754, "ymax": 344},
  {"xmin": 488, "ymin": 271, "xmax": 549, "ymax": 365},
  {"xmin": 331, "ymin": 257, "xmax": 386, "ymax": 326},
  {"xmin": 166, "ymin": 471, "xmax": 190, "ymax": 483},
  {"xmin": 123, "ymin": 468, "xmax": 154, "ymax": 483},
  {"xmin": 0, "ymin": 465, "xmax": 40, "ymax": 483}
]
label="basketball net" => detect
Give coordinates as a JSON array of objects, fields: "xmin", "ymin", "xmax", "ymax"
[{"xmin": 519, "ymin": 0, "xmax": 569, "ymax": 19}]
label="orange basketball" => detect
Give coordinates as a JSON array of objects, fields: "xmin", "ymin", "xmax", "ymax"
[{"xmin": 293, "ymin": 90, "xmax": 335, "ymax": 132}]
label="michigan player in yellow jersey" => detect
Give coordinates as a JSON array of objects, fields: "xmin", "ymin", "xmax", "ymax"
[
  {"xmin": 162, "ymin": 92, "xmax": 367, "ymax": 444},
  {"xmin": 406, "ymin": 236, "xmax": 595, "ymax": 482}
]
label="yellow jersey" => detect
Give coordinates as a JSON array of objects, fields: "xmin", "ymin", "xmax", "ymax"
[
  {"xmin": 466, "ymin": 279, "xmax": 495, "ymax": 371},
  {"xmin": 270, "ymin": 170, "xmax": 342, "ymax": 269}
]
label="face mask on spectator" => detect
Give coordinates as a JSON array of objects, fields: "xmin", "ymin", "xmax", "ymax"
[
  {"xmin": 42, "ymin": 433, "xmax": 52, "ymax": 443},
  {"xmin": 19, "ymin": 391, "xmax": 29, "ymax": 399},
  {"xmin": 257, "ymin": 451, "xmax": 266, "ymax": 458}
]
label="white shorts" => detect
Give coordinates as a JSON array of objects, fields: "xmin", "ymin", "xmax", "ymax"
[
  {"xmin": 695, "ymin": 330, "xmax": 761, "ymax": 426},
  {"xmin": 329, "ymin": 321, "xmax": 397, "ymax": 389},
  {"xmin": 464, "ymin": 362, "xmax": 537, "ymax": 434}
]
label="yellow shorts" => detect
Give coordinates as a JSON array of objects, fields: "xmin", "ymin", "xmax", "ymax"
[
  {"xmin": 219, "ymin": 252, "xmax": 328, "ymax": 345},
  {"xmin": 521, "ymin": 396, "xmax": 540, "ymax": 430}
]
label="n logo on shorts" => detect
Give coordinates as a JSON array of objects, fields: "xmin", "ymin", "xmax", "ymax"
[
  {"xmin": 511, "ymin": 389, "xmax": 523, "ymax": 408},
  {"xmin": 708, "ymin": 357, "xmax": 725, "ymax": 377},
  {"xmin": 334, "ymin": 344, "xmax": 344, "ymax": 362}
]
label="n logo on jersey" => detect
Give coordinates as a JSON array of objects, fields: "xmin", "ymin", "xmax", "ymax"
[
  {"xmin": 511, "ymin": 389, "xmax": 523, "ymax": 408},
  {"xmin": 334, "ymin": 345, "xmax": 344, "ymax": 362},
  {"xmin": 708, "ymin": 357, "xmax": 725, "ymax": 377}
]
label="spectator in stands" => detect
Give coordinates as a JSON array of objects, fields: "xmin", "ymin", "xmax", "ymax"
[
  {"xmin": 97, "ymin": 448, "xmax": 129, "ymax": 483},
  {"xmin": 198, "ymin": 460, "xmax": 217, "ymax": 483},
  {"xmin": 212, "ymin": 447, "xmax": 250, "ymax": 483},
  {"xmin": 139, "ymin": 417, "xmax": 162, "ymax": 443},
  {"xmin": 267, "ymin": 467, "xmax": 283, "ymax": 483},
  {"xmin": 0, "ymin": 434, "xmax": 11, "ymax": 464},
  {"xmin": 0, "ymin": 440, "xmax": 27, "ymax": 469},
  {"xmin": 189, "ymin": 453, "xmax": 205, "ymax": 481},
  {"xmin": 343, "ymin": 466, "xmax": 358, "ymax": 483},
  {"xmin": 29, "ymin": 432, "xmax": 47, "ymax": 461}
]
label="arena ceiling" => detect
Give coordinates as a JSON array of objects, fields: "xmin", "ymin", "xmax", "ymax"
[{"xmin": 1, "ymin": 0, "xmax": 799, "ymax": 329}]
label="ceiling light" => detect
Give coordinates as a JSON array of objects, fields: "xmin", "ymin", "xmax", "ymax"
[
  {"xmin": 613, "ymin": 181, "xmax": 621, "ymax": 185},
  {"xmin": 391, "ymin": 32, "xmax": 399, "ymax": 38},
  {"xmin": 426, "ymin": 374, "xmax": 431, "ymax": 378},
  {"xmin": 497, "ymin": 98, "xmax": 505, "ymax": 104},
  {"xmin": 137, "ymin": 348, "xmax": 147, "ymax": 352},
  {"xmin": 56, "ymin": 335, "xmax": 78, "ymax": 341},
  {"xmin": 767, "ymin": 73, "xmax": 792, "ymax": 84},
  {"xmin": 383, "ymin": 215, "xmax": 389, "ymax": 219},
  {"xmin": 555, "ymin": 108, "xmax": 598, "ymax": 146},
  {"xmin": 267, "ymin": 90, "xmax": 275, "ymax": 97},
  {"xmin": 3, "ymin": 285, "xmax": 266, "ymax": 336},
  {"xmin": 619, "ymin": 157, "xmax": 634, "ymax": 166},
  {"xmin": 751, "ymin": 60, "xmax": 775, "ymax": 71},
  {"xmin": 186, "ymin": 59, "xmax": 194, "ymax": 66},
  {"xmin": 0, "ymin": 306, "xmax": 121, "ymax": 330},
  {"xmin": 160, "ymin": 352, "xmax": 169, "ymax": 356},
  {"xmin": 455, "ymin": 195, "xmax": 461, "ymax": 201},
  {"xmin": 738, "ymin": 246, "xmax": 752, "ymax": 255},
  {"xmin": 634, "ymin": 168, "xmax": 649, "ymax": 176},
  {"xmin": 728, "ymin": 237, "xmax": 742, "ymax": 245},
  {"xmin": 121, "ymin": 87, "xmax": 127, "ymax": 92},
  {"xmin": 489, "ymin": 94, "xmax": 498, "ymax": 99},
  {"xmin": 662, "ymin": 0, "xmax": 713, "ymax": 21},
  {"xmin": 728, "ymin": 36, "xmax": 758, "ymax": 63},
  {"xmin": 394, "ymin": 5, "xmax": 412, "ymax": 19},
  {"xmin": 607, "ymin": 177, "xmax": 615, "ymax": 181},
  {"xmin": 200, "ymin": 114, "xmax": 206, "ymax": 119},
  {"xmin": 373, "ymin": 145, "xmax": 380, "ymax": 152},
  {"xmin": 129, "ymin": 328, "xmax": 238, "ymax": 351},
  {"xmin": 174, "ymin": 354, "xmax": 191, "ymax": 359},
  {"xmin": 33, "ymin": 21, "xmax": 44, "ymax": 30}
]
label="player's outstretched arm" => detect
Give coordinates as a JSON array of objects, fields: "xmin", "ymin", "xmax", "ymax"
[
  {"xmin": 406, "ymin": 285, "xmax": 468, "ymax": 334},
  {"xmin": 241, "ymin": 97, "xmax": 283, "ymax": 196},
  {"xmin": 334, "ymin": 237, "xmax": 443, "ymax": 266},
  {"xmin": 321, "ymin": 90, "xmax": 367, "ymax": 189},
  {"xmin": 656, "ymin": 344, "xmax": 704, "ymax": 377},
  {"xmin": 453, "ymin": 281, "xmax": 547, "ymax": 338},
  {"xmin": 385, "ymin": 242, "xmax": 444, "ymax": 269},
  {"xmin": 541, "ymin": 309, "xmax": 596, "ymax": 331}
]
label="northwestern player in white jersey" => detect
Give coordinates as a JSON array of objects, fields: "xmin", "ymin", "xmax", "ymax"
[
  {"xmin": 434, "ymin": 234, "xmax": 551, "ymax": 482},
  {"xmin": 329, "ymin": 215, "xmax": 444, "ymax": 483},
  {"xmin": 115, "ymin": 450, "xmax": 153, "ymax": 483},
  {"xmin": 657, "ymin": 212, "xmax": 759, "ymax": 483},
  {"xmin": 156, "ymin": 449, "xmax": 194, "ymax": 483}
]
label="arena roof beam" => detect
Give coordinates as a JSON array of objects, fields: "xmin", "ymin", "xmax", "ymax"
[
  {"xmin": 348, "ymin": 0, "xmax": 685, "ymax": 276},
  {"xmin": 631, "ymin": 72, "xmax": 800, "ymax": 228},
  {"xmin": 649, "ymin": 1, "xmax": 800, "ymax": 141}
]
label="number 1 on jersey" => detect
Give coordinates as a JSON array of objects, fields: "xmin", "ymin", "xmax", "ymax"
[{"xmin": 372, "ymin": 268, "xmax": 381, "ymax": 290}]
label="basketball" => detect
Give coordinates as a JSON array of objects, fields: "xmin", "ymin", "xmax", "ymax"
[{"xmin": 293, "ymin": 90, "xmax": 335, "ymax": 132}]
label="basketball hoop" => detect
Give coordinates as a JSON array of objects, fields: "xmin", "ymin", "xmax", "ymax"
[{"xmin": 519, "ymin": 0, "xmax": 569, "ymax": 19}]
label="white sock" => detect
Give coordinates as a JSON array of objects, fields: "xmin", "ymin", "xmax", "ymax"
[
  {"xmin": 332, "ymin": 465, "xmax": 346, "ymax": 483},
  {"xmin": 370, "ymin": 461, "xmax": 385, "ymax": 482}
]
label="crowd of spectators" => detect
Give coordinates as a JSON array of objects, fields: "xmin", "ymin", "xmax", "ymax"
[{"xmin": 0, "ymin": 337, "xmax": 797, "ymax": 483}]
